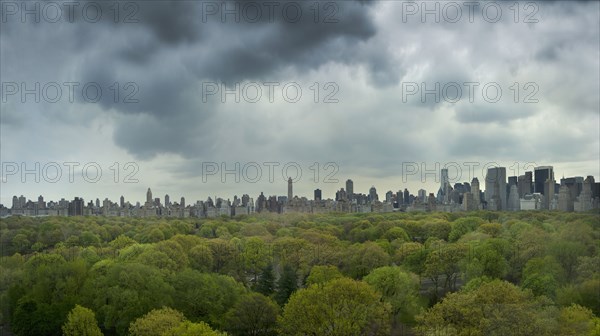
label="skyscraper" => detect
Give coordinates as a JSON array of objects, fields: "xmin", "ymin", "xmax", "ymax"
[
  {"xmin": 146, "ymin": 188, "xmax": 153, "ymax": 205},
  {"xmin": 165, "ymin": 194, "xmax": 170, "ymax": 207},
  {"xmin": 288, "ymin": 177, "xmax": 293, "ymax": 201},
  {"xmin": 418, "ymin": 189, "xmax": 427, "ymax": 202},
  {"xmin": 396, "ymin": 190, "xmax": 403, "ymax": 206},
  {"xmin": 314, "ymin": 189, "xmax": 322, "ymax": 201},
  {"xmin": 544, "ymin": 177, "xmax": 555, "ymax": 210},
  {"xmin": 534, "ymin": 166, "xmax": 554, "ymax": 195},
  {"xmin": 369, "ymin": 186, "xmax": 378, "ymax": 202},
  {"xmin": 69, "ymin": 197, "xmax": 84, "ymax": 216},
  {"xmin": 508, "ymin": 185, "xmax": 520, "ymax": 211},
  {"xmin": 440, "ymin": 168, "xmax": 449, "ymax": 193},
  {"xmin": 518, "ymin": 172, "xmax": 533, "ymax": 197},
  {"xmin": 485, "ymin": 167, "xmax": 507, "ymax": 210},
  {"xmin": 558, "ymin": 184, "xmax": 573, "ymax": 211},
  {"xmin": 346, "ymin": 179, "xmax": 354, "ymax": 201},
  {"xmin": 471, "ymin": 177, "xmax": 481, "ymax": 209}
]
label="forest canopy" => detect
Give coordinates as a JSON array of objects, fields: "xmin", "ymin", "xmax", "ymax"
[{"xmin": 0, "ymin": 210, "xmax": 598, "ymax": 335}]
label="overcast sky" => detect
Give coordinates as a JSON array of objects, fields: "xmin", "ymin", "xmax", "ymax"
[{"xmin": 1, "ymin": 0, "xmax": 599, "ymax": 205}]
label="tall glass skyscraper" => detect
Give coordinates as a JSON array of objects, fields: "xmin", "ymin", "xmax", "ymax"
[{"xmin": 534, "ymin": 166, "xmax": 554, "ymax": 195}]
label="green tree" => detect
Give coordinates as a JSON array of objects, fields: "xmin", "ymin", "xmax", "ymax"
[
  {"xmin": 383, "ymin": 227, "xmax": 410, "ymax": 242},
  {"xmin": 521, "ymin": 256, "xmax": 564, "ymax": 298},
  {"xmin": 83, "ymin": 262, "xmax": 175, "ymax": 335},
  {"xmin": 448, "ymin": 217, "xmax": 485, "ymax": 242},
  {"xmin": 189, "ymin": 244, "xmax": 214, "ymax": 272},
  {"xmin": 364, "ymin": 266, "xmax": 422, "ymax": 325},
  {"xmin": 129, "ymin": 307, "xmax": 186, "ymax": 336},
  {"xmin": 306, "ymin": 265, "xmax": 343, "ymax": 286},
  {"xmin": 162, "ymin": 321, "xmax": 226, "ymax": 336},
  {"xmin": 416, "ymin": 280, "xmax": 555, "ymax": 336},
  {"xmin": 550, "ymin": 241, "xmax": 587, "ymax": 282},
  {"xmin": 345, "ymin": 242, "xmax": 390, "ymax": 279},
  {"xmin": 242, "ymin": 237, "xmax": 271, "ymax": 283},
  {"xmin": 424, "ymin": 243, "xmax": 468, "ymax": 296},
  {"xmin": 109, "ymin": 235, "xmax": 137, "ymax": 251},
  {"xmin": 169, "ymin": 269, "xmax": 245, "ymax": 327},
  {"xmin": 224, "ymin": 293, "xmax": 279, "ymax": 336},
  {"xmin": 279, "ymin": 277, "xmax": 391, "ymax": 336},
  {"xmin": 62, "ymin": 305, "xmax": 103, "ymax": 336},
  {"xmin": 557, "ymin": 304, "xmax": 596, "ymax": 336}
]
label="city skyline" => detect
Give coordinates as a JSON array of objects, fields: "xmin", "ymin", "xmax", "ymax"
[
  {"xmin": 4, "ymin": 163, "xmax": 599, "ymax": 216},
  {"xmin": 2, "ymin": 161, "xmax": 599, "ymax": 208}
]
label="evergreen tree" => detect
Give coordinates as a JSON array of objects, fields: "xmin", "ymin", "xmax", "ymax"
[
  {"xmin": 275, "ymin": 264, "xmax": 298, "ymax": 305},
  {"xmin": 255, "ymin": 264, "xmax": 275, "ymax": 296}
]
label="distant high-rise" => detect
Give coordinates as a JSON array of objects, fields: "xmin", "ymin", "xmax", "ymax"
[
  {"xmin": 69, "ymin": 197, "xmax": 84, "ymax": 216},
  {"xmin": 440, "ymin": 168, "xmax": 449, "ymax": 193},
  {"xmin": 544, "ymin": 177, "xmax": 555, "ymax": 210},
  {"xmin": 120, "ymin": 195, "xmax": 125, "ymax": 208},
  {"xmin": 336, "ymin": 188, "xmax": 347, "ymax": 201},
  {"xmin": 518, "ymin": 172, "xmax": 533, "ymax": 197},
  {"xmin": 534, "ymin": 166, "xmax": 554, "ymax": 195},
  {"xmin": 558, "ymin": 184, "xmax": 573, "ymax": 211},
  {"xmin": 180, "ymin": 197, "xmax": 185, "ymax": 208},
  {"xmin": 508, "ymin": 185, "xmax": 520, "ymax": 211},
  {"xmin": 146, "ymin": 188, "xmax": 153, "ymax": 205},
  {"xmin": 437, "ymin": 168, "xmax": 450, "ymax": 203},
  {"xmin": 165, "ymin": 194, "xmax": 170, "ymax": 206},
  {"xmin": 462, "ymin": 192, "xmax": 473, "ymax": 211},
  {"xmin": 485, "ymin": 167, "xmax": 507, "ymax": 210},
  {"xmin": 403, "ymin": 189, "xmax": 410, "ymax": 205},
  {"xmin": 346, "ymin": 179, "xmax": 354, "ymax": 201},
  {"xmin": 471, "ymin": 177, "xmax": 481, "ymax": 209},
  {"xmin": 369, "ymin": 186, "xmax": 378, "ymax": 202},
  {"xmin": 314, "ymin": 189, "xmax": 322, "ymax": 201},
  {"xmin": 288, "ymin": 177, "xmax": 293, "ymax": 201},
  {"xmin": 418, "ymin": 189, "xmax": 427, "ymax": 202},
  {"xmin": 396, "ymin": 190, "xmax": 403, "ymax": 206},
  {"xmin": 575, "ymin": 177, "xmax": 593, "ymax": 212}
]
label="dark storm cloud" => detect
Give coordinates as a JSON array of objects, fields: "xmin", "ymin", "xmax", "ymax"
[
  {"xmin": 105, "ymin": 0, "xmax": 377, "ymax": 79},
  {"xmin": 0, "ymin": 0, "xmax": 381, "ymax": 158}
]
